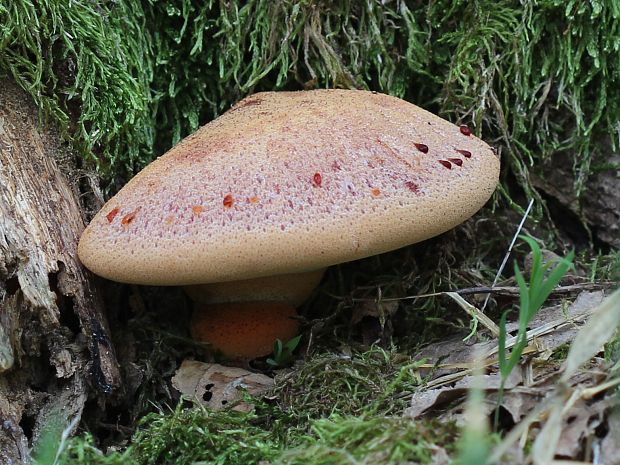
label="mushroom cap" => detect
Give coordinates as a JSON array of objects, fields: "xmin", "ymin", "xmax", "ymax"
[
  {"xmin": 78, "ymin": 90, "xmax": 500, "ymax": 285},
  {"xmin": 190, "ymin": 302, "xmax": 300, "ymax": 359}
]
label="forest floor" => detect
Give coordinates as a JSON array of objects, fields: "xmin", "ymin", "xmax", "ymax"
[{"xmin": 42, "ymin": 199, "xmax": 619, "ymax": 465}]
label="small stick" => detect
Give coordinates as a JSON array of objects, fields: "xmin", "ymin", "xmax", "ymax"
[
  {"xmin": 481, "ymin": 198, "xmax": 535, "ymax": 312},
  {"xmin": 349, "ymin": 282, "xmax": 611, "ymax": 303}
]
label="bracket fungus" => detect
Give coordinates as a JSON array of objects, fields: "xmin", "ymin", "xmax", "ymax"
[{"xmin": 78, "ymin": 89, "xmax": 500, "ymax": 359}]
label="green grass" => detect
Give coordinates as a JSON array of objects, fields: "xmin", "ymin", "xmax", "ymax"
[{"xmin": 498, "ymin": 236, "xmax": 574, "ymax": 389}]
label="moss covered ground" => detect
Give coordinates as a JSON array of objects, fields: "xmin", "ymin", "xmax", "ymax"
[
  {"xmin": 59, "ymin": 348, "xmax": 463, "ymax": 465},
  {"xmin": 2, "ymin": 0, "xmax": 619, "ymax": 464},
  {"xmin": 2, "ymin": 0, "xmax": 619, "ymax": 198}
]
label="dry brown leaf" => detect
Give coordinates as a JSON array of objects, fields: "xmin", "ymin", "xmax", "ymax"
[
  {"xmin": 562, "ymin": 288, "xmax": 620, "ymax": 381},
  {"xmin": 171, "ymin": 360, "xmax": 274, "ymax": 411},
  {"xmin": 414, "ymin": 292, "xmax": 605, "ymax": 381},
  {"xmin": 555, "ymin": 398, "xmax": 609, "ymax": 458},
  {"xmin": 406, "ymin": 369, "xmax": 523, "ymax": 419},
  {"xmin": 511, "ymin": 291, "xmax": 605, "ymax": 331},
  {"xmin": 432, "ymin": 389, "xmax": 542, "ymax": 430},
  {"xmin": 527, "ymin": 290, "xmax": 619, "ymax": 464},
  {"xmin": 600, "ymin": 408, "xmax": 620, "ymax": 465},
  {"xmin": 408, "ymin": 290, "xmax": 618, "ymax": 464},
  {"xmin": 415, "ymin": 335, "xmax": 494, "ymax": 374},
  {"xmin": 489, "ymin": 389, "xmax": 544, "ymax": 424}
]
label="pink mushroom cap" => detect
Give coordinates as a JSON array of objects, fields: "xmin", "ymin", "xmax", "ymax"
[{"xmin": 78, "ymin": 90, "xmax": 500, "ymax": 286}]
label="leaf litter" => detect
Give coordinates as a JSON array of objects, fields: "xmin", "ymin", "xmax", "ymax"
[
  {"xmin": 406, "ymin": 288, "xmax": 619, "ymax": 464},
  {"xmin": 171, "ymin": 360, "xmax": 274, "ymax": 412}
]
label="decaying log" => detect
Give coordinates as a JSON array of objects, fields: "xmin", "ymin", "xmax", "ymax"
[{"xmin": 0, "ymin": 79, "xmax": 120, "ymax": 463}]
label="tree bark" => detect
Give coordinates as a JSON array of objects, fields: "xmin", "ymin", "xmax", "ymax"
[{"xmin": 0, "ymin": 79, "xmax": 120, "ymax": 464}]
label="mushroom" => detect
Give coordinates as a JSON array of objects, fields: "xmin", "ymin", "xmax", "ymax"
[{"xmin": 78, "ymin": 89, "xmax": 500, "ymax": 358}]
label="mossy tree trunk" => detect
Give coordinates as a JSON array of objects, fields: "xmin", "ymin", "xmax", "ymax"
[{"xmin": 0, "ymin": 80, "xmax": 120, "ymax": 464}]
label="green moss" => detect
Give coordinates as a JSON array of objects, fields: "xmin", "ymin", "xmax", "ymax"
[
  {"xmin": 550, "ymin": 342, "xmax": 571, "ymax": 361},
  {"xmin": 60, "ymin": 433, "xmax": 135, "ymax": 465},
  {"xmin": 61, "ymin": 406, "xmax": 279, "ymax": 465},
  {"xmin": 59, "ymin": 348, "xmax": 441, "ymax": 464},
  {"xmin": 586, "ymin": 250, "xmax": 620, "ymax": 283},
  {"xmin": 131, "ymin": 406, "xmax": 278, "ymax": 465},
  {"xmin": 0, "ymin": 0, "xmax": 154, "ymax": 184},
  {"xmin": 3, "ymin": 1, "xmax": 620, "ymax": 201},
  {"xmin": 61, "ymin": 409, "xmax": 458, "ymax": 465},
  {"xmin": 274, "ymin": 415, "xmax": 456, "ymax": 465},
  {"xmin": 272, "ymin": 346, "xmax": 423, "ymax": 427}
]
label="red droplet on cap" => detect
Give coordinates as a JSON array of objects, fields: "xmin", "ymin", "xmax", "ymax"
[
  {"xmin": 448, "ymin": 158, "xmax": 463, "ymax": 166},
  {"xmin": 414, "ymin": 143, "xmax": 429, "ymax": 153},
  {"xmin": 460, "ymin": 125, "xmax": 472, "ymax": 136},
  {"xmin": 121, "ymin": 211, "xmax": 137, "ymax": 225},
  {"xmin": 106, "ymin": 208, "xmax": 119, "ymax": 223},
  {"xmin": 456, "ymin": 149, "xmax": 472, "ymax": 158},
  {"xmin": 405, "ymin": 181, "xmax": 420, "ymax": 193},
  {"xmin": 439, "ymin": 160, "xmax": 452, "ymax": 169},
  {"xmin": 312, "ymin": 172, "xmax": 322, "ymax": 187},
  {"xmin": 223, "ymin": 194, "xmax": 234, "ymax": 208}
]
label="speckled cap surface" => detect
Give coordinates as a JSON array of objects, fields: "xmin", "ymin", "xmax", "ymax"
[{"xmin": 78, "ymin": 90, "xmax": 500, "ymax": 285}]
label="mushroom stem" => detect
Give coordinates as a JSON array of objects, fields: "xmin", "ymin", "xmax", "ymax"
[
  {"xmin": 183, "ymin": 268, "xmax": 326, "ymax": 307},
  {"xmin": 190, "ymin": 302, "xmax": 300, "ymax": 359}
]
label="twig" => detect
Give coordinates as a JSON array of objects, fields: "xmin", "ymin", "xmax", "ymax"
[
  {"xmin": 446, "ymin": 292, "xmax": 501, "ymax": 338},
  {"xmin": 348, "ymin": 282, "xmax": 611, "ymax": 303},
  {"xmin": 481, "ymin": 198, "xmax": 535, "ymax": 312}
]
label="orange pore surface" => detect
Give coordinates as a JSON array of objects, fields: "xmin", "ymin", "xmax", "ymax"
[{"xmin": 190, "ymin": 302, "xmax": 300, "ymax": 359}]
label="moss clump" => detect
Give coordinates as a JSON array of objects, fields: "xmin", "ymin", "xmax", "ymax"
[
  {"xmin": 61, "ymin": 410, "xmax": 456, "ymax": 465},
  {"xmin": 273, "ymin": 347, "xmax": 422, "ymax": 425},
  {"xmin": 61, "ymin": 406, "xmax": 279, "ymax": 465},
  {"xmin": 60, "ymin": 433, "xmax": 135, "ymax": 465},
  {"xmin": 274, "ymin": 415, "xmax": 456, "ymax": 465},
  {"xmin": 3, "ymin": 1, "xmax": 620, "ymax": 200},
  {"xmin": 58, "ymin": 348, "xmax": 438, "ymax": 464},
  {"xmin": 0, "ymin": 0, "xmax": 154, "ymax": 184}
]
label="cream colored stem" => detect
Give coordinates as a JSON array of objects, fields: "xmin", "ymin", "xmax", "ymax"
[{"xmin": 184, "ymin": 268, "xmax": 326, "ymax": 307}]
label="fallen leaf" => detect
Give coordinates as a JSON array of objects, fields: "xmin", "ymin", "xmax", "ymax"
[
  {"xmin": 531, "ymin": 290, "xmax": 619, "ymax": 464},
  {"xmin": 172, "ymin": 360, "xmax": 274, "ymax": 411},
  {"xmin": 555, "ymin": 398, "xmax": 609, "ymax": 458},
  {"xmin": 562, "ymin": 289, "xmax": 620, "ymax": 381},
  {"xmin": 405, "ymin": 369, "xmax": 522, "ymax": 419},
  {"xmin": 600, "ymin": 408, "xmax": 620, "ymax": 465},
  {"xmin": 488, "ymin": 389, "xmax": 543, "ymax": 425}
]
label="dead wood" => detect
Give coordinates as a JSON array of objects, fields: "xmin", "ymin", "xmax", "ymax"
[{"xmin": 0, "ymin": 79, "xmax": 120, "ymax": 464}]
